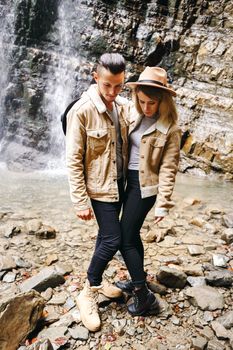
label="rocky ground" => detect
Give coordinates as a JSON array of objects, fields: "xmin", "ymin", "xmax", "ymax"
[{"xmin": 0, "ymin": 192, "xmax": 233, "ymax": 350}]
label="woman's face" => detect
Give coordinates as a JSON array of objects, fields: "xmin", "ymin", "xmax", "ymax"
[{"xmin": 137, "ymin": 90, "xmax": 159, "ymax": 117}]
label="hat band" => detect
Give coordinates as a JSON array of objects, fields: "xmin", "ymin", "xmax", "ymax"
[{"xmin": 138, "ymin": 79, "xmax": 166, "ymax": 87}]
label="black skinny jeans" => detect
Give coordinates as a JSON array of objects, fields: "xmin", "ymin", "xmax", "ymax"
[
  {"xmin": 87, "ymin": 178, "xmax": 124, "ymax": 286},
  {"xmin": 120, "ymin": 170, "xmax": 156, "ymax": 287}
]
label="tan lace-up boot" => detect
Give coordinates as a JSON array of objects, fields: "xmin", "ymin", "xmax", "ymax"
[
  {"xmin": 99, "ymin": 280, "xmax": 122, "ymax": 298},
  {"xmin": 76, "ymin": 280, "xmax": 102, "ymax": 331}
]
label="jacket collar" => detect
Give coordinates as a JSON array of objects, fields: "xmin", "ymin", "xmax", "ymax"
[
  {"xmin": 144, "ymin": 117, "xmax": 171, "ymax": 135},
  {"xmin": 131, "ymin": 114, "xmax": 171, "ymax": 135},
  {"xmin": 85, "ymin": 84, "xmax": 126, "ymax": 114}
]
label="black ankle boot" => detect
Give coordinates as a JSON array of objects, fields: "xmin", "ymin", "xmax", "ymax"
[
  {"xmin": 127, "ymin": 285, "xmax": 159, "ymax": 316},
  {"xmin": 115, "ymin": 280, "xmax": 134, "ymax": 295}
]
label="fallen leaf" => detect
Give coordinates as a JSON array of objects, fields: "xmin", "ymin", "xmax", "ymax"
[
  {"xmin": 31, "ymin": 338, "xmax": 38, "ymax": 344},
  {"xmin": 54, "ymin": 337, "xmax": 68, "ymax": 345}
]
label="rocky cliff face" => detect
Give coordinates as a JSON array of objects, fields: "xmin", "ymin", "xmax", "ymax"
[{"xmin": 0, "ymin": 0, "xmax": 232, "ymax": 178}]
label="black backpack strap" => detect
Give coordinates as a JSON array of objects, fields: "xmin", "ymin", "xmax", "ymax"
[{"xmin": 61, "ymin": 99, "xmax": 79, "ymax": 135}]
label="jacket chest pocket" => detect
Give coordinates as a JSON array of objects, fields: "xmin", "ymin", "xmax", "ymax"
[
  {"xmin": 150, "ymin": 137, "xmax": 166, "ymax": 148},
  {"xmin": 87, "ymin": 129, "xmax": 108, "ymax": 153},
  {"xmin": 149, "ymin": 137, "xmax": 166, "ymax": 165}
]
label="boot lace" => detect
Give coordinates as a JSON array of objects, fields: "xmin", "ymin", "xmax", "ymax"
[{"xmin": 86, "ymin": 289, "xmax": 98, "ymax": 315}]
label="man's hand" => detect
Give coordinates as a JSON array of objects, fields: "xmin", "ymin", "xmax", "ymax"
[
  {"xmin": 154, "ymin": 216, "xmax": 164, "ymax": 224},
  {"xmin": 76, "ymin": 208, "xmax": 95, "ymax": 221}
]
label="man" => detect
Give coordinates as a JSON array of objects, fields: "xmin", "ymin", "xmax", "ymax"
[{"xmin": 66, "ymin": 53, "xmax": 128, "ymax": 331}]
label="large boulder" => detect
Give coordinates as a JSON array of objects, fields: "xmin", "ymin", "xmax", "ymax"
[{"xmin": 0, "ymin": 290, "xmax": 45, "ymax": 350}]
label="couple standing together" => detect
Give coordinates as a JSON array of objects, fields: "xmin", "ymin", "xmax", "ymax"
[{"xmin": 66, "ymin": 53, "xmax": 181, "ymax": 331}]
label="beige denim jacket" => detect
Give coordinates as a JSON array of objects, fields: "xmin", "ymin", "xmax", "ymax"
[
  {"xmin": 128, "ymin": 111, "xmax": 181, "ymax": 217},
  {"xmin": 66, "ymin": 85, "xmax": 128, "ymax": 212}
]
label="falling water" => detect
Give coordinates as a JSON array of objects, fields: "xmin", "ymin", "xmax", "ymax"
[
  {"xmin": 42, "ymin": 0, "xmax": 93, "ymax": 169},
  {"xmin": 0, "ymin": 1, "xmax": 15, "ymax": 149}
]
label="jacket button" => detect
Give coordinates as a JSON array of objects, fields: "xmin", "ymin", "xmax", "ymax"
[
  {"xmin": 142, "ymin": 139, "xmax": 146, "ymax": 143},
  {"xmin": 142, "ymin": 184, "xmax": 145, "ymax": 187},
  {"xmin": 141, "ymin": 155, "xmax": 144, "ymax": 159},
  {"xmin": 111, "ymin": 122, "xmax": 114, "ymax": 126},
  {"xmin": 112, "ymin": 141, "xmax": 114, "ymax": 145},
  {"xmin": 113, "ymin": 160, "xmax": 116, "ymax": 164},
  {"xmin": 140, "ymin": 170, "xmax": 144, "ymax": 173},
  {"xmin": 113, "ymin": 179, "xmax": 116, "ymax": 181}
]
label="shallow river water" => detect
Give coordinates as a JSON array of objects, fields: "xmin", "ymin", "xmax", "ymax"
[{"xmin": 0, "ymin": 166, "xmax": 232, "ymax": 224}]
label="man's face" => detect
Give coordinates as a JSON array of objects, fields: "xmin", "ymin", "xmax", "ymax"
[{"xmin": 93, "ymin": 67, "xmax": 125, "ymax": 105}]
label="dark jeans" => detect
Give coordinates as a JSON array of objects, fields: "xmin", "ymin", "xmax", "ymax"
[
  {"xmin": 87, "ymin": 178, "xmax": 124, "ymax": 286},
  {"xmin": 120, "ymin": 170, "xmax": 156, "ymax": 287}
]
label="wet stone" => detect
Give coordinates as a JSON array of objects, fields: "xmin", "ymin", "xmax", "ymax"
[
  {"xmin": 46, "ymin": 254, "xmax": 58, "ymax": 266},
  {"xmin": 38, "ymin": 326, "xmax": 68, "ymax": 342},
  {"xmin": 159, "ymin": 256, "xmax": 182, "ymax": 265},
  {"xmin": 156, "ymin": 266, "xmax": 187, "ymax": 289},
  {"xmin": 19, "ymin": 266, "xmax": 65, "ymax": 292},
  {"xmin": 216, "ymin": 311, "xmax": 233, "ymax": 329},
  {"xmin": 125, "ymin": 326, "xmax": 136, "ymax": 336},
  {"xmin": 54, "ymin": 263, "xmax": 73, "ymax": 275},
  {"xmin": 207, "ymin": 339, "xmax": 226, "ymax": 350},
  {"xmin": 147, "ymin": 280, "xmax": 167, "ymax": 295},
  {"xmin": 184, "ymin": 286, "xmax": 225, "ymax": 311},
  {"xmin": 0, "ymin": 255, "xmax": 17, "ymax": 272},
  {"xmin": 170, "ymin": 315, "xmax": 180, "ymax": 325},
  {"xmin": 222, "ymin": 214, "xmax": 233, "ymax": 228},
  {"xmin": 183, "ymin": 264, "xmax": 203, "ymax": 276},
  {"xmin": 188, "ymin": 245, "xmax": 205, "ymax": 256},
  {"xmin": 191, "ymin": 336, "xmax": 208, "ymax": 350},
  {"xmin": 205, "ymin": 270, "xmax": 233, "ymax": 287},
  {"xmin": 26, "ymin": 219, "xmax": 43, "ymax": 234},
  {"xmin": 36, "ymin": 225, "xmax": 56, "ymax": 239},
  {"xmin": 203, "ymin": 311, "xmax": 214, "ymax": 323},
  {"xmin": 211, "ymin": 320, "xmax": 233, "ymax": 340},
  {"xmin": 47, "ymin": 292, "xmax": 67, "ymax": 305},
  {"xmin": 2, "ymin": 271, "xmax": 16, "ymax": 283},
  {"xmin": 52, "ymin": 312, "xmax": 74, "ymax": 328},
  {"xmin": 27, "ymin": 339, "xmax": 53, "ymax": 350},
  {"xmin": 187, "ymin": 276, "xmax": 206, "ymax": 287},
  {"xmin": 71, "ymin": 308, "xmax": 81, "ymax": 323},
  {"xmin": 221, "ymin": 228, "xmax": 233, "ymax": 244},
  {"xmin": 13, "ymin": 256, "xmax": 32, "ymax": 268},
  {"xmin": 199, "ymin": 326, "xmax": 215, "ymax": 340},
  {"xmin": 190, "ymin": 217, "xmax": 206, "ymax": 228},
  {"xmin": 63, "ymin": 297, "xmax": 76, "ymax": 311},
  {"xmin": 68, "ymin": 325, "xmax": 89, "ymax": 340},
  {"xmin": 3, "ymin": 224, "xmax": 21, "ymax": 238},
  {"xmin": 212, "ymin": 254, "xmax": 229, "ymax": 267}
]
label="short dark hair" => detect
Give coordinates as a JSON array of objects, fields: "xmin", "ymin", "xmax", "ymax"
[{"xmin": 97, "ymin": 53, "xmax": 125, "ymax": 75}]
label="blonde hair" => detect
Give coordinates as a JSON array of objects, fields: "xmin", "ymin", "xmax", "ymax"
[{"xmin": 133, "ymin": 85, "xmax": 178, "ymax": 124}]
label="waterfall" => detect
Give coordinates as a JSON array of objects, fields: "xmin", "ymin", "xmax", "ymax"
[
  {"xmin": 0, "ymin": 1, "xmax": 16, "ymax": 150},
  {"xmin": 42, "ymin": 0, "xmax": 93, "ymax": 170}
]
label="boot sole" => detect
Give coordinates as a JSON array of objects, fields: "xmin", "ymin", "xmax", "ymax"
[{"xmin": 128, "ymin": 300, "xmax": 160, "ymax": 317}]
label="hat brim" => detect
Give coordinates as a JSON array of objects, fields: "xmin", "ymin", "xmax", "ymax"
[{"xmin": 125, "ymin": 81, "xmax": 176, "ymax": 97}]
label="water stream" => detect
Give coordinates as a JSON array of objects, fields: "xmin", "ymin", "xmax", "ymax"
[
  {"xmin": 0, "ymin": 1, "xmax": 15, "ymax": 144},
  {"xmin": 0, "ymin": 165, "xmax": 232, "ymax": 227}
]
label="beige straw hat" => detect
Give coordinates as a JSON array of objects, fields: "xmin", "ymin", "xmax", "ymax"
[{"xmin": 126, "ymin": 66, "xmax": 176, "ymax": 97}]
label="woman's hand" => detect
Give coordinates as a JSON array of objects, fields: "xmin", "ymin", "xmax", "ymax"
[
  {"xmin": 76, "ymin": 208, "xmax": 95, "ymax": 221},
  {"xmin": 154, "ymin": 216, "xmax": 164, "ymax": 224}
]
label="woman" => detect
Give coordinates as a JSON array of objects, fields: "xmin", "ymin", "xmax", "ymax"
[{"xmin": 117, "ymin": 66, "xmax": 181, "ymax": 316}]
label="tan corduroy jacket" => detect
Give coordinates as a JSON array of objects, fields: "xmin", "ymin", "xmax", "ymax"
[
  {"xmin": 128, "ymin": 111, "xmax": 181, "ymax": 217},
  {"xmin": 66, "ymin": 84, "xmax": 129, "ymax": 212}
]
